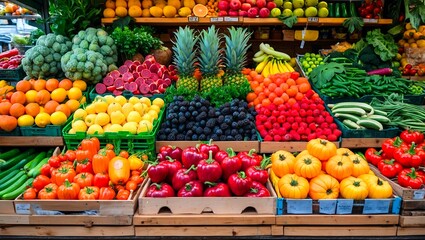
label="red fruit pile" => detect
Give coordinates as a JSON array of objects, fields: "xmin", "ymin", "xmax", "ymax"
[{"xmin": 358, "ymin": 0, "xmax": 383, "ymax": 19}]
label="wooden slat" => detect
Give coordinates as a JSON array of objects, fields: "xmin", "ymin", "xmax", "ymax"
[
  {"xmin": 399, "ymin": 216, "xmax": 425, "ymax": 227},
  {"xmin": 133, "ymin": 214, "xmax": 275, "ymax": 226},
  {"xmin": 397, "ymin": 227, "xmax": 425, "ymax": 236},
  {"xmin": 0, "ymin": 225, "xmax": 134, "ymax": 236},
  {"xmin": 0, "ymin": 136, "xmax": 64, "ymax": 147},
  {"xmin": 135, "ymin": 226, "xmax": 271, "ymax": 237},
  {"xmin": 340, "ymin": 138, "xmax": 386, "ymax": 148},
  {"xmin": 283, "ymin": 226, "xmax": 397, "ymax": 236},
  {"xmin": 271, "ymin": 225, "xmax": 284, "ymax": 236},
  {"xmin": 156, "ymin": 140, "xmax": 259, "ymax": 153},
  {"xmin": 260, "ymin": 141, "xmax": 340, "ymax": 153},
  {"xmin": 0, "ymin": 214, "xmax": 132, "ymax": 226},
  {"xmin": 276, "ymin": 215, "xmax": 399, "ymax": 225},
  {"xmin": 0, "ymin": 214, "xmax": 29, "ymax": 225},
  {"xmin": 0, "ymin": 201, "xmax": 15, "ymax": 214}
]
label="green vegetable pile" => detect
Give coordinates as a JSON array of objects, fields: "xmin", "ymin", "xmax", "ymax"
[
  {"xmin": 21, "ymin": 33, "xmax": 72, "ymax": 79},
  {"xmin": 61, "ymin": 28, "xmax": 118, "ymax": 83}
]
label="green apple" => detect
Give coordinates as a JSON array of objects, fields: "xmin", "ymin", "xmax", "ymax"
[
  {"xmin": 271, "ymin": 8, "xmax": 282, "ymax": 17},
  {"xmin": 305, "ymin": 0, "xmax": 318, "ymax": 7},
  {"xmin": 283, "ymin": 1, "xmax": 292, "ymax": 9},
  {"xmin": 318, "ymin": 7, "xmax": 329, "ymax": 17},
  {"xmin": 282, "ymin": 8, "xmax": 293, "ymax": 17},
  {"xmin": 274, "ymin": 0, "xmax": 284, "ymax": 7},
  {"xmin": 293, "ymin": 8, "xmax": 304, "ymax": 17},
  {"xmin": 317, "ymin": 1, "xmax": 328, "ymax": 9},
  {"xmin": 305, "ymin": 6, "xmax": 318, "ymax": 17},
  {"xmin": 292, "ymin": 0, "xmax": 304, "ymax": 9}
]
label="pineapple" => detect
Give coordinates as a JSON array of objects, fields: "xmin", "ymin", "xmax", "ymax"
[
  {"xmin": 223, "ymin": 27, "xmax": 252, "ymax": 86},
  {"xmin": 173, "ymin": 26, "xmax": 199, "ymax": 91},
  {"xmin": 198, "ymin": 25, "xmax": 223, "ymax": 92}
]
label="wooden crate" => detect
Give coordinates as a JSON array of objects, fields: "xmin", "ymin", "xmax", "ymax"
[
  {"xmin": 135, "ymin": 225, "xmax": 272, "ymax": 237},
  {"xmin": 156, "ymin": 140, "xmax": 260, "ymax": 153},
  {"xmin": 0, "ymin": 214, "xmax": 132, "ymax": 226},
  {"xmin": 397, "ymin": 226, "xmax": 425, "ymax": 236},
  {"xmin": 260, "ymin": 140, "xmax": 341, "ymax": 153},
  {"xmin": 138, "ymin": 179, "xmax": 276, "ymax": 215},
  {"xmin": 340, "ymin": 138, "xmax": 387, "ymax": 148},
  {"xmin": 370, "ymin": 165, "xmax": 425, "ymax": 200},
  {"xmin": 0, "ymin": 201, "xmax": 15, "ymax": 214},
  {"xmin": 0, "ymin": 225, "xmax": 134, "ymax": 237}
]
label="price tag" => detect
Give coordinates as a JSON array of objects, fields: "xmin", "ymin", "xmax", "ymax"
[
  {"xmin": 210, "ymin": 17, "xmax": 224, "ymax": 23},
  {"xmin": 307, "ymin": 17, "xmax": 319, "ymax": 23},
  {"xmin": 224, "ymin": 17, "xmax": 239, "ymax": 22},
  {"xmin": 363, "ymin": 199, "xmax": 391, "ymax": 214},
  {"xmin": 188, "ymin": 16, "xmax": 199, "ymax": 22},
  {"xmin": 15, "ymin": 203, "xmax": 31, "ymax": 215},
  {"xmin": 283, "ymin": 30, "xmax": 295, "ymax": 41},
  {"xmin": 319, "ymin": 200, "xmax": 337, "ymax": 214},
  {"xmin": 363, "ymin": 18, "xmax": 379, "ymax": 23},
  {"xmin": 413, "ymin": 190, "xmax": 425, "ymax": 200},
  {"xmin": 336, "ymin": 199, "xmax": 353, "ymax": 214},
  {"xmin": 286, "ymin": 199, "xmax": 312, "ymax": 214}
]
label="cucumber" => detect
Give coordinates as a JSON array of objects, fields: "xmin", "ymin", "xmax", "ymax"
[
  {"xmin": 24, "ymin": 152, "xmax": 47, "ymax": 171},
  {"xmin": 0, "ymin": 169, "xmax": 19, "ymax": 185},
  {"xmin": 1, "ymin": 178, "xmax": 33, "ymax": 200},
  {"xmin": 0, "ymin": 148, "xmax": 20, "ymax": 160},
  {"xmin": 343, "ymin": 119, "xmax": 363, "ymax": 129},
  {"xmin": 0, "ymin": 174, "xmax": 28, "ymax": 198},
  {"xmin": 0, "ymin": 159, "xmax": 28, "ymax": 179},
  {"xmin": 28, "ymin": 157, "xmax": 49, "ymax": 178},
  {"xmin": 334, "ymin": 113, "xmax": 361, "ymax": 122},
  {"xmin": 0, "ymin": 149, "xmax": 36, "ymax": 171},
  {"xmin": 357, "ymin": 119, "xmax": 384, "ymax": 131},
  {"xmin": 373, "ymin": 109, "xmax": 388, "ymax": 116},
  {"xmin": 349, "ymin": 2, "xmax": 358, "ymax": 17},
  {"xmin": 332, "ymin": 107, "xmax": 367, "ymax": 116},
  {"xmin": 341, "ymin": 2, "xmax": 349, "ymax": 17},
  {"xmin": 0, "ymin": 170, "xmax": 26, "ymax": 191},
  {"xmin": 367, "ymin": 115, "xmax": 391, "ymax": 124},
  {"xmin": 331, "ymin": 102, "xmax": 374, "ymax": 114}
]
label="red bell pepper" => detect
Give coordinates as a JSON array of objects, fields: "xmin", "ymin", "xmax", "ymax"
[
  {"xmin": 177, "ymin": 180, "xmax": 203, "ymax": 197},
  {"xmin": 221, "ymin": 148, "xmax": 242, "ymax": 180},
  {"xmin": 0, "ymin": 48, "xmax": 19, "ymax": 59},
  {"xmin": 198, "ymin": 139, "xmax": 220, "ymax": 157},
  {"xmin": 93, "ymin": 172, "xmax": 109, "ymax": 188},
  {"xmin": 203, "ymin": 182, "xmax": 232, "ymax": 197},
  {"xmin": 157, "ymin": 145, "xmax": 183, "ymax": 162},
  {"xmin": 393, "ymin": 143, "xmax": 422, "ymax": 168},
  {"xmin": 196, "ymin": 151, "xmax": 222, "ymax": 183},
  {"xmin": 162, "ymin": 156, "xmax": 182, "ymax": 182},
  {"xmin": 244, "ymin": 181, "xmax": 271, "ymax": 197},
  {"xmin": 398, "ymin": 168, "xmax": 424, "ymax": 189},
  {"xmin": 74, "ymin": 158, "xmax": 93, "ymax": 174},
  {"xmin": 377, "ymin": 159, "xmax": 403, "ymax": 178},
  {"xmin": 237, "ymin": 149, "xmax": 263, "ymax": 171},
  {"xmin": 181, "ymin": 146, "xmax": 208, "ymax": 169},
  {"xmin": 228, "ymin": 171, "xmax": 252, "ymax": 196},
  {"xmin": 245, "ymin": 156, "xmax": 270, "ymax": 185},
  {"xmin": 214, "ymin": 150, "xmax": 229, "ymax": 165},
  {"xmin": 364, "ymin": 148, "xmax": 383, "ymax": 166},
  {"xmin": 381, "ymin": 137, "xmax": 405, "ymax": 159},
  {"xmin": 145, "ymin": 183, "xmax": 175, "ymax": 197},
  {"xmin": 147, "ymin": 161, "xmax": 169, "ymax": 183},
  {"xmin": 400, "ymin": 130, "xmax": 424, "ymax": 145},
  {"xmin": 171, "ymin": 166, "xmax": 198, "ymax": 191}
]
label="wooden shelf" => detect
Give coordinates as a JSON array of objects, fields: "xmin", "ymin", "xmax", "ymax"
[
  {"xmin": 101, "ymin": 17, "xmax": 393, "ymax": 27},
  {"xmin": 0, "ymin": 136, "xmax": 64, "ymax": 147},
  {"xmin": 0, "ymin": 14, "xmax": 41, "ymax": 20}
]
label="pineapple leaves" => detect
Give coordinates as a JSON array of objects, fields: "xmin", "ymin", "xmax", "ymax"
[
  {"xmin": 172, "ymin": 26, "xmax": 198, "ymax": 77},
  {"xmin": 224, "ymin": 27, "xmax": 252, "ymax": 73}
]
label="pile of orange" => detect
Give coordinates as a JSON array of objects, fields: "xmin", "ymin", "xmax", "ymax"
[{"xmin": 0, "ymin": 78, "xmax": 87, "ymax": 132}]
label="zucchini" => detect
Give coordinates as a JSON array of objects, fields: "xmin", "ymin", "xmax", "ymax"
[
  {"xmin": 24, "ymin": 152, "xmax": 47, "ymax": 171},
  {"xmin": 0, "ymin": 174, "xmax": 28, "ymax": 198},
  {"xmin": 357, "ymin": 119, "xmax": 384, "ymax": 131},
  {"xmin": 334, "ymin": 2, "xmax": 341, "ymax": 17},
  {"xmin": 0, "ymin": 159, "xmax": 28, "ymax": 179},
  {"xmin": 341, "ymin": 2, "xmax": 349, "ymax": 17},
  {"xmin": 0, "ymin": 169, "xmax": 19, "ymax": 186},
  {"xmin": 367, "ymin": 115, "xmax": 391, "ymax": 124},
  {"xmin": 343, "ymin": 119, "xmax": 363, "ymax": 129},
  {"xmin": 1, "ymin": 178, "xmax": 33, "ymax": 200},
  {"xmin": 0, "ymin": 170, "xmax": 26, "ymax": 191},
  {"xmin": 28, "ymin": 157, "xmax": 49, "ymax": 178},
  {"xmin": 373, "ymin": 109, "xmax": 388, "ymax": 116},
  {"xmin": 0, "ymin": 149, "xmax": 36, "ymax": 171},
  {"xmin": 331, "ymin": 102, "xmax": 374, "ymax": 114},
  {"xmin": 332, "ymin": 107, "xmax": 367, "ymax": 116},
  {"xmin": 334, "ymin": 113, "xmax": 361, "ymax": 122},
  {"xmin": 0, "ymin": 148, "xmax": 20, "ymax": 160}
]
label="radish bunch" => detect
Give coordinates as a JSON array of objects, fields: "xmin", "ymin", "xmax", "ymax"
[{"xmin": 95, "ymin": 55, "xmax": 177, "ymax": 96}]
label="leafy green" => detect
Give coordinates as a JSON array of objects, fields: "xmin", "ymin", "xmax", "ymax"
[
  {"xmin": 405, "ymin": 0, "xmax": 425, "ymax": 30},
  {"xmin": 29, "ymin": 29, "xmax": 46, "ymax": 45},
  {"xmin": 45, "ymin": 0, "xmax": 102, "ymax": 39},
  {"xmin": 342, "ymin": 17, "xmax": 364, "ymax": 34},
  {"xmin": 277, "ymin": 14, "xmax": 298, "ymax": 28},
  {"xmin": 365, "ymin": 29, "xmax": 398, "ymax": 62},
  {"xmin": 309, "ymin": 62, "xmax": 346, "ymax": 88}
]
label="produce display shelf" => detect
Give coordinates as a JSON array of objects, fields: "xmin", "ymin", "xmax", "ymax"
[
  {"xmin": 260, "ymin": 140, "xmax": 341, "ymax": 153},
  {"xmin": 0, "ymin": 136, "xmax": 64, "ymax": 147},
  {"xmin": 339, "ymin": 138, "xmax": 387, "ymax": 148},
  {"xmin": 0, "ymin": 225, "xmax": 135, "ymax": 237},
  {"xmin": 0, "ymin": 214, "xmax": 133, "ymax": 226},
  {"xmin": 156, "ymin": 140, "xmax": 260, "ymax": 153}
]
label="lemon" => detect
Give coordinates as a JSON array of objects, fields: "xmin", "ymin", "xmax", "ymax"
[
  {"xmin": 51, "ymin": 88, "xmax": 67, "ymax": 103},
  {"xmin": 141, "ymin": 114, "xmax": 154, "ymax": 122},
  {"xmin": 107, "ymin": 123, "xmax": 124, "ymax": 132},
  {"xmin": 137, "ymin": 120, "xmax": 153, "ymax": 133},
  {"xmin": 18, "ymin": 115, "xmax": 34, "ymax": 127},
  {"xmin": 95, "ymin": 112, "xmax": 111, "ymax": 126},
  {"xmin": 35, "ymin": 112, "xmax": 51, "ymax": 128},
  {"xmin": 149, "ymin": 104, "xmax": 161, "ymax": 114},
  {"xmin": 85, "ymin": 113, "xmax": 97, "ymax": 127},
  {"xmin": 128, "ymin": 96, "xmax": 140, "ymax": 105},
  {"xmin": 152, "ymin": 98, "xmax": 165, "ymax": 108},
  {"xmin": 94, "ymin": 100, "xmax": 108, "ymax": 113},
  {"xmin": 122, "ymin": 122, "xmax": 138, "ymax": 134},
  {"xmin": 85, "ymin": 104, "xmax": 96, "ymax": 114},
  {"xmin": 68, "ymin": 128, "xmax": 76, "ymax": 134},
  {"xmin": 133, "ymin": 102, "xmax": 147, "ymax": 116},
  {"xmin": 50, "ymin": 112, "xmax": 68, "ymax": 126},
  {"xmin": 72, "ymin": 119, "xmax": 87, "ymax": 132},
  {"xmin": 87, "ymin": 124, "xmax": 104, "ymax": 135},
  {"xmin": 140, "ymin": 97, "xmax": 151, "ymax": 107},
  {"xmin": 115, "ymin": 95, "xmax": 127, "ymax": 106},
  {"xmin": 103, "ymin": 123, "xmax": 112, "ymax": 132},
  {"xmin": 110, "ymin": 111, "xmax": 126, "ymax": 125},
  {"xmin": 147, "ymin": 110, "xmax": 159, "ymax": 120},
  {"xmin": 68, "ymin": 88, "xmax": 83, "ymax": 101},
  {"xmin": 122, "ymin": 102, "xmax": 134, "ymax": 117},
  {"xmin": 107, "ymin": 102, "xmax": 122, "ymax": 115},
  {"xmin": 127, "ymin": 111, "xmax": 142, "ymax": 123},
  {"xmin": 73, "ymin": 108, "xmax": 87, "ymax": 120},
  {"xmin": 25, "ymin": 90, "xmax": 38, "ymax": 103},
  {"xmin": 104, "ymin": 95, "xmax": 115, "ymax": 104}
]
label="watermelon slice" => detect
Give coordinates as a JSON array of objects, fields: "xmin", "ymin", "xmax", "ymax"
[
  {"xmin": 133, "ymin": 72, "xmax": 140, "ymax": 79},
  {"xmin": 133, "ymin": 60, "xmax": 141, "ymax": 66},
  {"xmin": 118, "ymin": 65, "xmax": 129, "ymax": 75},
  {"xmin": 144, "ymin": 55, "xmax": 156, "ymax": 64},
  {"xmin": 140, "ymin": 69, "xmax": 151, "ymax": 78},
  {"xmin": 103, "ymin": 75, "xmax": 114, "ymax": 86},
  {"xmin": 128, "ymin": 82, "xmax": 138, "ymax": 93},
  {"xmin": 95, "ymin": 83, "xmax": 107, "ymax": 94},
  {"xmin": 130, "ymin": 63, "xmax": 137, "ymax": 72},
  {"xmin": 124, "ymin": 60, "xmax": 133, "ymax": 67},
  {"xmin": 112, "ymin": 89, "xmax": 123, "ymax": 96},
  {"xmin": 145, "ymin": 78, "xmax": 153, "ymax": 85},
  {"xmin": 144, "ymin": 60, "xmax": 153, "ymax": 69},
  {"xmin": 156, "ymin": 79, "xmax": 164, "ymax": 86},
  {"xmin": 114, "ymin": 78, "xmax": 124, "ymax": 89},
  {"xmin": 110, "ymin": 70, "xmax": 121, "ymax": 79},
  {"xmin": 135, "ymin": 77, "xmax": 144, "ymax": 86},
  {"xmin": 122, "ymin": 72, "xmax": 134, "ymax": 82},
  {"xmin": 139, "ymin": 83, "xmax": 150, "ymax": 95},
  {"xmin": 149, "ymin": 64, "xmax": 159, "ymax": 74},
  {"xmin": 149, "ymin": 83, "xmax": 157, "ymax": 92},
  {"xmin": 150, "ymin": 73, "xmax": 159, "ymax": 81},
  {"xmin": 107, "ymin": 85, "xmax": 116, "ymax": 92},
  {"xmin": 136, "ymin": 65, "xmax": 145, "ymax": 72}
]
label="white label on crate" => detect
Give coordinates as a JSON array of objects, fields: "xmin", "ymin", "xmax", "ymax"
[
  {"xmin": 224, "ymin": 17, "xmax": 239, "ymax": 22},
  {"xmin": 363, "ymin": 199, "xmax": 391, "ymax": 214},
  {"xmin": 307, "ymin": 17, "xmax": 319, "ymax": 22},
  {"xmin": 319, "ymin": 200, "xmax": 337, "ymax": 214},
  {"xmin": 413, "ymin": 190, "xmax": 425, "ymax": 200},
  {"xmin": 33, "ymin": 205, "xmax": 63, "ymax": 215},
  {"xmin": 336, "ymin": 199, "xmax": 353, "ymax": 214},
  {"xmin": 188, "ymin": 16, "xmax": 199, "ymax": 22},
  {"xmin": 363, "ymin": 18, "xmax": 378, "ymax": 23},
  {"xmin": 15, "ymin": 203, "xmax": 30, "ymax": 215},
  {"xmin": 286, "ymin": 199, "xmax": 312, "ymax": 214},
  {"xmin": 210, "ymin": 17, "xmax": 224, "ymax": 23}
]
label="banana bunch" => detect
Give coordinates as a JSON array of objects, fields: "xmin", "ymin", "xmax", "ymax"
[{"xmin": 254, "ymin": 43, "xmax": 294, "ymax": 77}]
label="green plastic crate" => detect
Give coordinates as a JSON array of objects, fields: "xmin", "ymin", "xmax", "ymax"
[
  {"xmin": 0, "ymin": 127, "xmax": 21, "ymax": 136},
  {"xmin": 62, "ymin": 108, "xmax": 164, "ymax": 152},
  {"xmin": 89, "ymin": 87, "xmax": 164, "ymax": 102},
  {"xmin": 0, "ymin": 65, "xmax": 26, "ymax": 81},
  {"xmin": 20, "ymin": 125, "xmax": 63, "ymax": 136}
]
